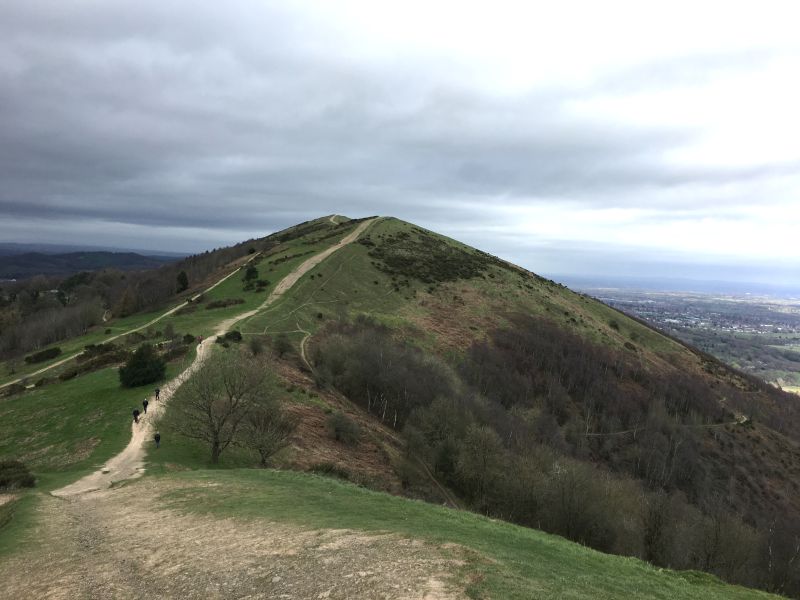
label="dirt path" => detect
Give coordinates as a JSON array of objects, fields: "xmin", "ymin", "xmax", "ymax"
[
  {"xmin": 54, "ymin": 218, "xmax": 377, "ymax": 497},
  {"xmin": 298, "ymin": 324, "xmax": 313, "ymax": 369},
  {"xmin": 1, "ymin": 217, "xmax": 467, "ymax": 597},
  {"xmin": 0, "ymin": 253, "xmax": 259, "ymax": 391},
  {"xmin": 2, "ymin": 478, "xmax": 464, "ymax": 599}
]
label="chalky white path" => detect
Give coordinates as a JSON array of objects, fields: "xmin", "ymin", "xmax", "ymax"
[{"xmin": 53, "ymin": 218, "xmax": 377, "ymax": 496}]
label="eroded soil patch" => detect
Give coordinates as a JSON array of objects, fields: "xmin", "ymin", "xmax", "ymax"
[{"xmin": 0, "ymin": 477, "xmax": 465, "ymax": 599}]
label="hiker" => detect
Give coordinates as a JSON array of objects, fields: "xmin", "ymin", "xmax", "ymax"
[
  {"xmin": 154, "ymin": 432, "xmax": 161, "ymax": 449},
  {"xmin": 198, "ymin": 335, "xmax": 203, "ymax": 343},
  {"xmin": 142, "ymin": 398, "xmax": 149, "ymax": 414},
  {"xmin": 132, "ymin": 409, "xmax": 140, "ymax": 424},
  {"xmin": 154, "ymin": 387, "xmax": 160, "ymax": 401}
]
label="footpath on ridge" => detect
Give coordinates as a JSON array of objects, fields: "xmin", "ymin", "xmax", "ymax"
[{"xmin": 53, "ymin": 218, "xmax": 377, "ymax": 497}]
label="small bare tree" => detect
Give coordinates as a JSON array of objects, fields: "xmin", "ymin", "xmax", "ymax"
[
  {"xmin": 242, "ymin": 401, "xmax": 297, "ymax": 466},
  {"xmin": 171, "ymin": 351, "xmax": 268, "ymax": 463}
]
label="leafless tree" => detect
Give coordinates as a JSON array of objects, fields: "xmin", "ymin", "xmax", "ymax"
[
  {"xmin": 171, "ymin": 351, "xmax": 269, "ymax": 463},
  {"xmin": 242, "ymin": 400, "xmax": 297, "ymax": 466}
]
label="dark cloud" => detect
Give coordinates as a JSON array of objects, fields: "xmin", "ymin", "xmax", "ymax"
[{"xmin": 0, "ymin": 1, "xmax": 796, "ymax": 283}]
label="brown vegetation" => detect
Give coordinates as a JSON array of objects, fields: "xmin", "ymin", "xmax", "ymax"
[{"xmin": 309, "ymin": 314, "xmax": 800, "ymax": 596}]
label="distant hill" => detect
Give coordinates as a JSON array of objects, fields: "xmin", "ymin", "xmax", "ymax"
[
  {"xmin": 0, "ymin": 251, "xmax": 178, "ymax": 279},
  {"xmin": 0, "ymin": 242, "xmax": 186, "ymax": 258}
]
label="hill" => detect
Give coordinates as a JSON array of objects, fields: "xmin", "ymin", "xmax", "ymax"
[
  {"xmin": 0, "ymin": 242, "xmax": 187, "ymax": 258},
  {"xmin": 0, "ymin": 215, "xmax": 798, "ymax": 598}
]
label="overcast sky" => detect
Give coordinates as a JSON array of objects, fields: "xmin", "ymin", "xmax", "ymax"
[{"xmin": 1, "ymin": 1, "xmax": 798, "ymax": 287}]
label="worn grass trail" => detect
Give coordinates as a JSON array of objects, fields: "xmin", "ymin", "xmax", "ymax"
[{"xmin": 52, "ymin": 218, "xmax": 377, "ymax": 497}]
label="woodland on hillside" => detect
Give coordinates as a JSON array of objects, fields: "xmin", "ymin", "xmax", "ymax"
[
  {"xmin": 0, "ymin": 239, "xmax": 269, "ymax": 361},
  {"xmin": 311, "ymin": 315, "xmax": 800, "ymax": 597}
]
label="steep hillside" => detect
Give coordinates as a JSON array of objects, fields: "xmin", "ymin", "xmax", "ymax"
[{"xmin": 232, "ymin": 217, "xmax": 800, "ymax": 596}]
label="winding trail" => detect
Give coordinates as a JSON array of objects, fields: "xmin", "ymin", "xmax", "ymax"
[{"xmin": 53, "ymin": 218, "xmax": 377, "ymax": 497}]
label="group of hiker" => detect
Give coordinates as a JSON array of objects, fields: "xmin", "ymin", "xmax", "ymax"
[{"xmin": 132, "ymin": 387, "xmax": 162, "ymax": 449}]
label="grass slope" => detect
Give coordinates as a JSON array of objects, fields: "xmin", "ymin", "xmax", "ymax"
[
  {"xmin": 241, "ymin": 217, "xmax": 685, "ymax": 365},
  {"xmin": 160, "ymin": 468, "xmax": 776, "ymax": 600},
  {"xmin": 0, "ymin": 352, "xmax": 194, "ymax": 490}
]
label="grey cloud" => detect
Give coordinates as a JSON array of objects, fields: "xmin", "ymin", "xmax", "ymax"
[{"xmin": 0, "ymin": 1, "xmax": 795, "ymax": 263}]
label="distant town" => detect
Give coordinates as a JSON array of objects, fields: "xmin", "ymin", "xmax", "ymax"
[{"xmin": 575, "ymin": 287, "xmax": 800, "ymax": 390}]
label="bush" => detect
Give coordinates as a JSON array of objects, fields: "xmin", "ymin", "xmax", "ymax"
[
  {"xmin": 328, "ymin": 412, "xmax": 361, "ymax": 446},
  {"xmin": 24, "ymin": 347, "xmax": 62, "ymax": 364},
  {"xmin": 58, "ymin": 369, "xmax": 78, "ymax": 381},
  {"xmin": 0, "ymin": 460, "xmax": 35, "ymax": 490},
  {"xmin": 162, "ymin": 345, "xmax": 189, "ymax": 362},
  {"xmin": 119, "ymin": 344, "xmax": 166, "ymax": 388},
  {"xmin": 206, "ymin": 298, "xmax": 245, "ymax": 310},
  {"xmin": 182, "ymin": 334, "xmax": 196, "ymax": 344},
  {"xmin": 176, "ymin": 271, "xmax": 189, "ymax": 293},
  {"xmin": 310, "ymin": 462, "xmax": 351, "ymax": 480},
  {"xmin": 248, "ymin": 336, "xmax": 265, "ymax": 356},
  {"xmin": 123, "ymin": 332, "xmax": 147, "ymax": 346},
  {"xmin": 243, "ymin": 264, "xmax": 258, "ymax": 282},
  {"xmin": 224, "ymin": 330, "xmax": 243, "ymax": 342},
  {"xmin": 1, "ymin": 383, "xmax": 26, "ymax": 397},
  {"xmin": 78, "ymin": 343, "xmax": 117, "ymax": 362},
  {"xmin": 175, "ymin": 304, "xmax": 199, "ymax": 316},
  {"xmin": 274, "ymin": 333, "xmax": 292, "ymax": 357}
]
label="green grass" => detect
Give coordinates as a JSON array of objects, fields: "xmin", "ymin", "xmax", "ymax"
[
  {"xmin": 0, "ymin": 352, "xmax": 194, "ymax": 481},
  {"xmin": 163, "ymin": 221, "xmax": 361, "ymax": 338},
  {"xmin": 241, "ymin": 223, "xmax": 416, "ymax": 338},
  {"xmin": 0, "ymin": 494, "xmax": 37, "ymax": 558},
  {"xmin": 158, "ymin": 468, "xmax": 776, "ymax": 600}
]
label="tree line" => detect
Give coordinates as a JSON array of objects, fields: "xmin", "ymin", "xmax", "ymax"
[
  {"xmin": 0, "ymin": 238, "xmax": 264, "ymax": 360},
  {"xmin": 311, "ymin": 314, "xmax": 800, "ymax": 597}
]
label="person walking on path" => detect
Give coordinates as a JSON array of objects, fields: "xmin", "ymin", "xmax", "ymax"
[
  {"xmin": 142, "ymin": 398, "xmax": 149, "ymax": 414},
  {"xmin": 154, "ymin": 387, "xmax": 160, "ymax": 401},
  {"xmin": 132, "ymin": 409, "xmax": 140, "ymax": 424},
  {"xmin": 154, "ymin": 432, "xmax": 161, "ymax": 449}
]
